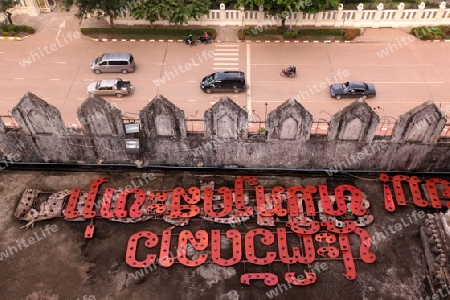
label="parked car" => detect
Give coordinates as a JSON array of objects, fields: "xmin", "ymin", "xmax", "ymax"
[
  {"xmin": 330, "ymin": 81, "xmax": 376, "ymax": 100},
  {"xmin": 200, "ymin": 71, "xmax": 247, "ymax": 94},
  {"xmin": 91, "ymin": 52, "xmax": 135, "ymax": 74},
  {"xmin": 87, "ymin": 78, "xmax": 133, "ymax": 98}
]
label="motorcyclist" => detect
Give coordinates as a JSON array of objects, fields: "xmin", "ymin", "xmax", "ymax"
[
  {"xmin": 186, "ymin": 34, "xmax": 194, "ymax": 45},
  {"xmin": 288, "ymin": 65, "xmax": 296, "ymax": 75},
  {"xmin": 200, "ymin": 32, "xmax": 210, "ymax": 43}
]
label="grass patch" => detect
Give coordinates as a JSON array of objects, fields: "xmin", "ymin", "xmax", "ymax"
[
  {"xmin": 81, "ymin": 27, "xmax": 217, "ymax": 40},
  {"xmin": 411, "ymin": 26, "xmax": 450, "ymax": 40},
  {"xmin": 238, "ymin": 27, "xmax": 360, "ymax": 41},
  {"xmin": 0, "ymin": 24, "xmax": 34, "ymax": 36}
]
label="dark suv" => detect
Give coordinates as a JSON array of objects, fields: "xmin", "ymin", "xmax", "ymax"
[{"xmin": 200, "ymin": 71, "xmax": 247, "ymax": 93}]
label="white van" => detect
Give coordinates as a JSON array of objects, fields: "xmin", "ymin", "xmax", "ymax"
[{"xmin": 91, "ymin": 52, "xmax": 136, "ymax": 74}]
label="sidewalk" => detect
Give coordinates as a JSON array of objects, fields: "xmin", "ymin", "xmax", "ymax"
[{"xmin": 353, "ymin": 27, "xmax": 414, "ymax": 43}]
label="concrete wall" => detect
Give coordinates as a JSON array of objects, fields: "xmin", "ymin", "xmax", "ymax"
[{"xmin": 1, "ymin": 92, "xmax": 449, "ymax": 171}]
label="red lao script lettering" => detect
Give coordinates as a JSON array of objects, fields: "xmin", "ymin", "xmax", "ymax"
[
  {"xmin": 125, "ymin": 225, "xmax": 377, "ymax": 285},
  {"xmin": 64, "ymin": 176, "xmax": 371, "ymax": 225},
  {"xmin": 380, "ymin": 173, "xmax": 450, "ymax": 211}
]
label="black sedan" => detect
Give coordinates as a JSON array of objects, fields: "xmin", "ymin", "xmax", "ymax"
[{"xmin": 330, "ymin": 81, "xmax": 376, "ymax": 100}]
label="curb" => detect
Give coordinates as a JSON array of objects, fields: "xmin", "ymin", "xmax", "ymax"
[
  {"xmin": 90, "ymin": 38, "xmax": 450, "ymax": 43},
  {"xmin": 0, "ymin": 36, "xmax": 28, "ymax": 41},
  {"xmin": 90, "ymin": 38, "xmax": 351, "ymax": 43}
]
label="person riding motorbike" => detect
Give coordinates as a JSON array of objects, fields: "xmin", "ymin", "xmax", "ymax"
[
  {"xmin": 186, "ymin": 34, "xmax": 194, "ymax": 45},
  {"xmin": 199, "ymin": 32, "xmax": 211, "ymax": 44},
  {"xmin": 288, "ymin": 65, "xmax": 296, "ymax": 76}
]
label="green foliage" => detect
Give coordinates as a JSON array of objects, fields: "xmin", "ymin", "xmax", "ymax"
[
  {"xmin": 239, "ymin": 26, "xmax": 360, "ymax": 41},
  {"xmin": 61, "ymin": 0, "xmax": 130, "ymax": 27},
  {"xmin": 236, "ymin": 0, "xmax": 339, "ymax": 15},
  {"xmin": 411, "ymin": 26, "xmax": 448, "ymax": 40},
  {"xmin": 130, "ymin": 0, "xmax": 211, "ymax": 25},
  {"xmin": 80, "ymin": 27, "xmax": 216, "ymax": 39},
  {"xmin": 0, "ymin": 24, "xmax": 34, "ymax": 36},
  {"xmin": 343, "ymin": 28, "xmax": 360, "ymax": 40},
  {"xmin": 0, "ymin": 0, "xmax": 19, "ymax": 24},
  {"xmin": 283, "ymin": 29, "xmax": 299, "ymax": 39}
]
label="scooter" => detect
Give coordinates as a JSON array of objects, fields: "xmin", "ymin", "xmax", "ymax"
[
  {"xmin": 198, "ymin": 36, "xmax": 212, "ymax": 44},
  {"xmin": 185, "ymin": 37, "xmax": 196, "ymax": 46},
  {"xmin": 280, "ymin": 68, "xmax": 296, "ymax": 78}
]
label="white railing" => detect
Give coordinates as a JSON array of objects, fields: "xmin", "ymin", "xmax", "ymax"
[{"xmin": 113, "ymin": 2, "xmax": 450, "ymax": 29}]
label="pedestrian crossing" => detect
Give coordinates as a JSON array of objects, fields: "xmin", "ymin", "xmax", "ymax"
[{"xmin": 213, "ymin": 44, "xmax": 240, "ymax": 71}]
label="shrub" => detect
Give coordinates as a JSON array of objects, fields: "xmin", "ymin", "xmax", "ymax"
[
  {"xmin": 343, "ymin": 28, "xmax": 360, "ymax": 40},
  {"xmin": 238, "ymin": 29, "xmax": 246, "ymax": 40},
  {"xmin": 283, "ymin": 29, "xmax": 299, "ymax": 39},
  {"xmin": 411, "ymin": 26, "xmax": 445, "ymax": 40},
  {"xmin": 80, "ymin": 27, "xmax": 216, "ymax": 39},
  {"xmin": 0, "ymin": 24, "xmax": 34, "ymax": 36}
]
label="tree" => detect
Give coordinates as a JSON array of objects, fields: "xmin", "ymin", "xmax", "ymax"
[
  {"xmin": 130, "ymin": 0, "xmax": 211, "ymax": 25},
  {"xmin": 236, "ymin": 0, "xmax": 339, "ymax": 28},
  {"xmin": 0, "ymin": 0, "xmax": 19, "ymax": 25},
  {"xmin": 61, "ymin": 0, "xmax": 129, "ymax": 27}
]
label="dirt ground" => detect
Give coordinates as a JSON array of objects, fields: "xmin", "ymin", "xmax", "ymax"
[{"xmin": 0, "ymin": 168, "xmax": 440, "ymax": 300}]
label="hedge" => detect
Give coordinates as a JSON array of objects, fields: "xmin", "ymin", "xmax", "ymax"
[{"xmin": 80, "ymin": 27, "xmax": 217, "ymax": 39}]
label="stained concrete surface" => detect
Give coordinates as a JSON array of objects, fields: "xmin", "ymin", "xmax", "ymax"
[{"xmin": 0, "ymin": 169, "xmax": 439, "ymax": 300}]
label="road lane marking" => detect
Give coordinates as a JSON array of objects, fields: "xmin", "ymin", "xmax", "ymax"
[
  {"xmin": 186, "ymin": 80, "xmax": 197, "ymax": 82},
  {"xmin": 214, "ymin": 53, "xmax": 239, "ymax": 56},
  {"xmin": 214, "ymin": 58, "xmax": 239, "ymax": 61},
  {"xmin": 14, "ymin": 78, "xmax": 25, "ymax": 80},
  {"xmin": 212, "ymin": 67, "xmax": 239, "ymax": 70},
  {"xmin": 250, "ymin": 63, "xmax": 434, "ymax": 67},
  {"xmin": 213, "ymin": 63, "xmax": 239, "ymax": 66},
  {"xmin": 213, "ymin": 49, "xmax": 239, "ymax": 52},
  {"xmin": 250, "ymin": 81, "xmax": 446, "ymax": 84},
  {"xmin": 215, "ymin": 44, "xmax": 240, "ymax": 47},
  {"xmin": 56, "ymin": 62, "xmax": 66, "ymax": 64},
  {"xmin": 83, "ymin": 79, "xmax": 94, "ymax": 81},
  {"xmin": 187, "ymin": 99, "xmax": 197, "ymax": 102},
  {"xmin": 49, "ymin": 78, "xmax": 60, "ymax": 81},
  {"xmin": 372, "ymin": 81, "xmax": 445, "ymax": 84}
]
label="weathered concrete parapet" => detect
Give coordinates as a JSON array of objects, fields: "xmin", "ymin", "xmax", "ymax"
[
  {"xmin": 421, "ymin": 211, "xmax": 450, "ymax": 295},
  {"xmin": 204, "ymin": 97, "xmax": 248, "ymax": 139},
  {"xmin": 139, "ymin": 94, "xmax": 186, "ymax": 139},
  {"xmin": 328, "ymin": 99, "xmax": 379, "ymax": 143},
  {"xmin": 77, "ymin": 95, "xmax": 125, "ymax": 136},
  {"xmin": 0, "ymin": 118, "xmax": 4, "ymax": 134},
  {"xmin": 391, "ymin": 101, "xmax": 446, "ymax": 145},
  {"xmin": 12, "ymin": 92, "xmax": 66, "ymax": 136},
  {"xmin": 266, "ymin": 98, "xmax": 312, "ymax": 140}
]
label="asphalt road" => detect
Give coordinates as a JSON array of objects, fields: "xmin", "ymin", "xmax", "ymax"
[{"xmin": 2, "ymin": 12, "xmax": 450, "ymax": 131}]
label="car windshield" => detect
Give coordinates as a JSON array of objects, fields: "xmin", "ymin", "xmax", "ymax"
[{"xmin": 204, "ymin": 75, "xmax": 214, "ymax": 84}]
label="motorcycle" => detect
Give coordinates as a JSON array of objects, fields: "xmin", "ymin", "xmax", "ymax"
[
  {"xmin": 280, "ymin": 67, "xmax": 296, "ymax": 78},
  {"xmin": 185, "ymin": 37, "xmax": 196, "ymax": 46},
  {"xmin": 198, "ymin": 36, "xmax": 212, "ymax": 44}
]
